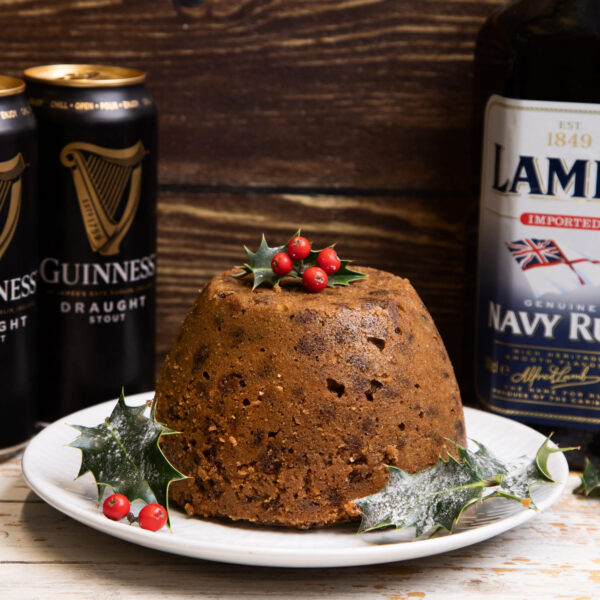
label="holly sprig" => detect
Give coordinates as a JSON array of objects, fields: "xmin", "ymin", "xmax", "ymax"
[
  {"xmin": 355, "ymin": 436, "xmax": 571, "ymax": 537},
  {"xmin": 69, "ymin": 390, "xmax": 187, "ymax": 530},
  {"xmin": 234, "ymin": 230, "xmax": 366, "ymax": 290}
]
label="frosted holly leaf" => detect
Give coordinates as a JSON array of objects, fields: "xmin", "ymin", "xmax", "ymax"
[
  {"xmin": 355, "ymin": 455, "xmax": 485, "ymax": 537},
  {"xmin": 460, "ymin": 440, "xmax": 509, "ymax": 482},
  {"xmin": 69, "ymin": 390, "xmax": 187, "ymax": 525},
  {"xmin": 493, "ymin": 436, "xmax": 576, "ymax": 507},
  {"xmin": 494, "ymin": 464, "xmax": 542, "ymax": 506},
  {"xmin": 234, "ymin": 234, "xmax": 287, "ymax": 289},
  {"xmin": 574, "ymin": 459, "xmax": 600, "ymax": 497},
  {"xmin": 354, "ymin": 436, "xmax": 570, "ymax": 537}
]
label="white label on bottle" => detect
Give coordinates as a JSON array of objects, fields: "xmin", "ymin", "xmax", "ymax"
[{"xmin": 476, "ymin": 94, "xmax": 600, "ymax": 428}]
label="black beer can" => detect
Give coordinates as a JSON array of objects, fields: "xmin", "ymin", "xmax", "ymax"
[
  {"xmin": 0, "ymin": 76, "xmax": 37, "ymax": 453},
  {"xmin": 24, "ymin": 65, "xmax": 157, "ymax": 421}
]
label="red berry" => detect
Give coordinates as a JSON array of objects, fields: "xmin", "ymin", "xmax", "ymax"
[
  {"xmin": 287, "ymin": 236, "xmax": 311, "ymax": 261},
  {"xmin": 302, "ymin": 266, "xmax": 328, "ymax": 292},
  {"xmin": 102, "ymin": 493, "xmax": 130, "ymax": 521},
  {"xmin": 317, "ymin": 248, "xmax": 341, "ymax": 274},
  {"xmin": 139, "ymin": 503, "xmax": 168, "ymax": 532},
  {"xmin": 271, "ymin": 252, "xmax": 293, "ymax": 275}
]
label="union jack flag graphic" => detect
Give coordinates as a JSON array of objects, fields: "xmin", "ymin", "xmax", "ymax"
[
  {"xmin": 506, "ymin": 239, "xmax": 600, "ymax": 297},
  {"xmin": 506, "ymin": 239, "xmax": 563, "ymax": 270}
]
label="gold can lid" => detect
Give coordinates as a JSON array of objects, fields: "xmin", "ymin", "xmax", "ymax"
[
  {"xmin": 23, "ymin": 64, "xmax": 146, "ymax": 88},
  {"xmin": 0, "ymin": 75, "xmax": 25, "ymax": 97}
]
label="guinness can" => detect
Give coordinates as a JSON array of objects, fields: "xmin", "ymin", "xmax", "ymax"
[
  {"xmin": 24, "ymin": 65, "xmax": 157, "ymax": 421},
  {"xmin": 0, "ymin": 76, "xmax": 37, "ymax": 452}
]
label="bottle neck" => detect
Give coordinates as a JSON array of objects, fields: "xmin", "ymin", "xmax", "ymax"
[
  {"xmin": 555, "ymin": 0, "xmax": 600, "ymax": 22},
  {"xmin": 506, "ymin": 0, "xmax": 600, "ymax": 31},
  {"xmin": 536, "ymin": 0, "xmax": 600, "ymax": 25}
]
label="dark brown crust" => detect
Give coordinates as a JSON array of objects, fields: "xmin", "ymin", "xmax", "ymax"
[{"xmin": 155, "ymin": 267, "xmax": 466, "ymax": 529}]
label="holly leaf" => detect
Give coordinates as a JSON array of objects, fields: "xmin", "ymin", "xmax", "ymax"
[
  {"xmin": 234, "ymin": 234, "xmax": 286, "ymax": 290},
  {"xmin": 574, "ymin": 459, "xmax": 600, "ymax": 497},
  {"xmin": 461, "ymin": 440, "xmax": 509, "ymax": 482},
  {"xmin": 492, "ymin": 437, "xmax": 577, "ymax": 507},
  {"xmin": 327, "ymin": 260, "xmax": 366, "ymax": 286},
  {"xmin": 295, "ymin": 247, "xmax": 366, "ymax": 287},
  {"xmin": 355, "ymin": 451, "xmax": 484, "ymax": 536},
  {"xmin": 69, "ymin": 390, "xmax": 187, "ymax": 525},
  {"xmin": 355, "ymin": 437, "xmax": 568, "ymax": 537}
]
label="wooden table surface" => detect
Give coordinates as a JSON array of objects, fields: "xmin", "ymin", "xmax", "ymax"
[{"xmin": 1, "ymin": 453, "xmax": 598, "ymax": 600}]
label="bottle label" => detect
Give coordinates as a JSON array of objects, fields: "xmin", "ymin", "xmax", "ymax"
[
  {"xmin": 39, "ymin": 139, "xmax": 155, "ymax": 328},
  {"xmin": 477, "ymin": 94, "xmax": 600, "ymax": 429},
  {"xmin": 0, "ymin": 152, "xmax": 37, "ymax": 345}
]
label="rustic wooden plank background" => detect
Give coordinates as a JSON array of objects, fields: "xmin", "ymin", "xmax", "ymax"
[{"xmin": 0, "ymin": 0, "xmax": 506, "ymax": 394}]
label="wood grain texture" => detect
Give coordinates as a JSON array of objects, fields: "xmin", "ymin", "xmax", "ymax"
[
  {"xmin": 0, "ymin": 0, "xmax": 504, "ymax": 188},
  {"xmin": 1, "ymin": 455, "xmax": 599, "ymax": 600}
]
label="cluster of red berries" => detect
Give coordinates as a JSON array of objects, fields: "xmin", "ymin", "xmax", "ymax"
[
  {"xmin": 271, "ymin": 236, "xmax": 341, "ymax": 293},
  {"xmin": 102, "ymin": 493, "xmax": 168, "ymax": 532}
]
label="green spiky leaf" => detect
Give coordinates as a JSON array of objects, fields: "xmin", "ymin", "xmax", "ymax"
[
  {"xmin": 574, "ymin": 459, "xmax": 600, "ymax": 497},
  {"xmin": 491, "ymin": 437, "xmax": 576, "ymax": 507},
  {"xmin": 292, "ymin": 247, "xmax": 366, "ymax": 287},
  {"xmin": 234, "ymin": 234, "xmax": 287, "ymax": 290},
  {"xmin": 354, "ymin": 437, "xmax": 568, "ymax": 538},
  {"xmin": 461, "ymin": 439, "xmax": 509, "ymax": 482},
  {"xmin": 69, "ymin": 390, "xmax": 187, "ymax": 526},
  {"xmin": 355, "ymin": 452, "xmax": 483, "ymax": 536}
]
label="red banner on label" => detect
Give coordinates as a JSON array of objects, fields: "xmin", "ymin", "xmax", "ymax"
[{"xmin": 520, "ymin": 212, "xmax": 600, "ymax": 231}]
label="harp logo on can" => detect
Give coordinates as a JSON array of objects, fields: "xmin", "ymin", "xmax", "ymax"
[
  {"xmin": 60, "ymin": 141, "xmax": 147, "ymax": 256},
  {"xmin": 0, "ymin": 153, "xmax": 25, "ymax": 262}
]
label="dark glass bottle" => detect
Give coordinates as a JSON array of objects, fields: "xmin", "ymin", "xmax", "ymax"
[{"xmin": 474, "ymin": 0, "xmax": 600, "ymax": 469}]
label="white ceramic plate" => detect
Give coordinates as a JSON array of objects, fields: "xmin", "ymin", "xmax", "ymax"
[{"xmin": 22, "ymin": 392, "xmax": 568, "ymax": 568}]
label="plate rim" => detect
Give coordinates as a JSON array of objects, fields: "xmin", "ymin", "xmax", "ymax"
[{"xmin": 21, "ymin": 393, "xmax": 569, "ymax": 568}]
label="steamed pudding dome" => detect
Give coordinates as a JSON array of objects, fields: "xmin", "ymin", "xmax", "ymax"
[{"xmin": 155, "ymin": 267, "xmax": 466, "ymax": 529}]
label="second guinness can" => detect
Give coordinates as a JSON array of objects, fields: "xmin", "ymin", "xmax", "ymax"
[{"xmin": 25, "ymin": 65, "xmax": 157, "ymax": 421}]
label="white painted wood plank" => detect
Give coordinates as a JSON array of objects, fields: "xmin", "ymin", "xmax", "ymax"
[{"xmin": 0, "ymin": 558, "xmax": 598, "ymax": 600}]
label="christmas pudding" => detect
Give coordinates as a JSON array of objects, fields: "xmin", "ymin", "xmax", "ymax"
[{"xmin": 154, "ymin": 235, "xmax": 466, "ymax": 529}]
